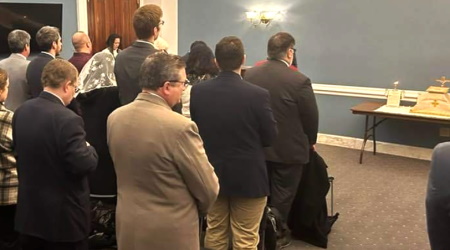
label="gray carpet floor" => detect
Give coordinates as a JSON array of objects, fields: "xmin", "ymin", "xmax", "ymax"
[{"xmin": 288, "ymin": 144, "xmax": 431, "ymax": 250}]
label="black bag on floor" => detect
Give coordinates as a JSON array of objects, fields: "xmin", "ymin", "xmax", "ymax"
[
  {"xmin": 89, "ymin": 199, "xmax": 116, "ymax": 249},
  {"xmin": 258, "ymin": 206, "xmax": 285, "ymax": 250}
]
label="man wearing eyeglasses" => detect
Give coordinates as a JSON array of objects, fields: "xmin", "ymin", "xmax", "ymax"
[
  {"xmin": 12, "ymin": 59, "xmax": 98, "ymax": 250},
  {"xmin": 244, "ymin": 32, "xmax": 319, "ymax": 248},
  {"xmin": 115, "ymin": 4, "xmax": 164, "ymax": 106},
  {"xmin": 107, "ymin": 53, "xmax": 219, "ymax": 250}
]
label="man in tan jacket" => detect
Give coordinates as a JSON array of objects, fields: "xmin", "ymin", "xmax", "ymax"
[{"xmin": 107, "ymin": 52, "xmax": 219, "ymax": 250}]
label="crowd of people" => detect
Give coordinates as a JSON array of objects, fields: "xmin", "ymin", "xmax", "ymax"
[{"xmin": 8, "ymin": 2, "xmax": 441, "ymax": 250}]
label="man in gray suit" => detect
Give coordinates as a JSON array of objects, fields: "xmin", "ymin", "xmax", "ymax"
[
  {"xmin": 114, "ymin": 4, "xmax": 162, "ymax": 105},
  {"xmin": 0, "ymin": 30, "xmax": 31, "ymax": 111}
]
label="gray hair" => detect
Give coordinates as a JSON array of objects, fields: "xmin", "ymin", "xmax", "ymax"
[
  {"xmin": 36, "ymin": 26, "xmax": 60, "ymax": 52},
  {"xmin": 139, "ymin": 52, "xmax": 186, "ymax": 90},
  {"xmin": 7, "ymin": 30, "xmax": 31, "ymax": 53}
]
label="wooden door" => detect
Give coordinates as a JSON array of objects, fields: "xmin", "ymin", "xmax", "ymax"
[{"xmin": 87, "ymin": 0, "xmax": 139, "ymax": 54}]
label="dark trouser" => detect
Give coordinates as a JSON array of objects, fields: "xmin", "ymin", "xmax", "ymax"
[
  {"xmin": 426, "ymin": 195, "xmax": 450, "ymax": 250},
  {"xmin": 266, "ymin": 161, "xmax": 304, "ymax": 225},
  {"xmin": 0, "ymin": 205, "xmax": 19, "ymax": 250},
  {"xmin": 20, "ymin": 235, "xmax": 88, "ymax": 250}
]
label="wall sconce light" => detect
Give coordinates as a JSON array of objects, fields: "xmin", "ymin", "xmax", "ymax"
[{"xmin": 246, "ymin": 10, "xmax": 280, "ymax": 26}]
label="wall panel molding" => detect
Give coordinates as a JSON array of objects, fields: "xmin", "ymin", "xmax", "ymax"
[{"xmin": 312, "ymin": 83, "xmax": 424, "ymax": 103}]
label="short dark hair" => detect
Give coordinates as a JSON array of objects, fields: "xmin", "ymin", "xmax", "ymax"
[
  {"xmin": 139, "ymin": 53, "xmax": 186, "ymax": 90},
  {"xmin": 106, "ymin": 33, "xmax": 122, "ymax": 48},
  {"xmin": 41, "ymin": 59, "xmax": 78, "ymax": 89},
  {"xmin": 215, "ymin": 36, "xmax": 244, "ymax": 71},
  {"xmin": 36, "ymin": 26, "xmax": 60, "ymax": 52},
  {"xmin": 190, "ymin": 40, "xmax": 207, "ymax": 51},
  {"xmin": 133, "ymin": 4, "xmax": 163, "ymax": 40},
  {"xmin": 0, "ymin": 68, "xmax": 8, "ymax": 90},
  {"xmin": 267, "ymin": 32, "xmax": 295, "ymax": 60},
  {"xmin": 8, "ymin": 30, "xmax": 30, "ymax": 53},
  {"xmin": 186, "ymin": 44, "xmax": 218, "ymax": 76}
]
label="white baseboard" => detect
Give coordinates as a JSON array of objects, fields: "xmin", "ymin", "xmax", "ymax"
[{"xmin": 318, "ymin": 133, "xmax": 432, "ymax": 161}]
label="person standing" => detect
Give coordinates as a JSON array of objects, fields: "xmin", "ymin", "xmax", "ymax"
[
  {"xmin": 68, "ymin": 31, "xmax": 93, "ymax": 73},
  {"xmin": 114, "ymin": 4, "xmax": 162, "ymax": 106},
  {"xmin": 107, "ymin": 53, "xmax": 219, "ymax": 250},
  {"xmin": 26, "ymin": 26, "xmax": 62, "ymax": 98},
  {"xmin": 0, "ymin": 69, "xmax": 19, "ymax": 250},
  {"xmin": 244, "ymin": 32, "xmax": 319, "ymax": 248},
  {"xmin": 190, "ymin": 36, "xmax": 277, "ymax": 250},
  {"xmin": 13, "ymin": 59, "xmax": 98, "ymax": 250},
  {"xmin": 0, "ymin": 30, "xmax": 31, "ymax": 111}
]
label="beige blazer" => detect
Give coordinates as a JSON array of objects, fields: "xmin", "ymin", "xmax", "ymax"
[{"xmin": 107, "ymin": 93, "xmax": 219, "ymax": 250}]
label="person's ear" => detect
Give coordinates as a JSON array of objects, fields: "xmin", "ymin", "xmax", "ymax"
[
  {"xmin": 64, "ymin": 80, "xmax": 71, "ymax": 93},
  {"xmin": 242, "ymin": 54, "xmax": 246, "ymax": 66}
]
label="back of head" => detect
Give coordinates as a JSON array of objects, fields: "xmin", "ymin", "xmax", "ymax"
[
  {"xmin": 186, "ymin": 43, "xmax": 218, "ymax": 76},
  {"xmin": 133, "ymin": 4, "xmax": 162, "ymax": 40},
  {"xmin": 190, "ymin": 40, "xmax": 207, "ymax": 51},
  {"xmin": 267, "ymin": 32, "xmax": 295, "ymax": 60},
  {"xmin": 36, "ymin": 26, "xmax": 60, "ymax": 52},
  {"xmin": 0, "ymin": 68, "xmax": 8, "ymax": 90},
  {"xmin": 41, "ymin": 59, "xmax": 78, "ymax": 89},
  {"xmin": 139, "ymin": 52, "xmax": 185, "ymax": 90},
  {"xmin": 8, "ymin": 29, "xmax": 31, "ymax": 53},
  {"xmin": 215, "ymin": 36, "xmax": 244, "ymax": 72},
  {"xmin": 71, "ymin": 31, "xmax": 90, "ymax": 52}
]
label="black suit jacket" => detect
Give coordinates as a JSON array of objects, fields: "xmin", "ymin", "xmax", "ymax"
[
  {"xmin": 26, "ymin": 53, "xmax": 54, "ymax": 98},
  {"xmin": 12, "ymin": 92, "xmax": 98, "ymax": 242},
  {"xmin": 190, "ymin": 71, "xmax": 277, "ymax": 197},
  {"xmin": 114, "ymin": 41, "xmax": 158, "ymax": 105},
  {"xmin": 244, "ymin": 60, "xmax": 319, "ymax": 164}
]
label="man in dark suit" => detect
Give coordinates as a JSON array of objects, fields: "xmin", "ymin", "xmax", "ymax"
[
  {"xmin": 13, "ymin": 59, "xmax": 98, "ymax": 250},
  {"xmin": 191, "ymin": 36, "xmax": 277, "ymax": 250},
  {"xmin": 0, "ymin": 30, "xmax": 31, "ymax": 111},
  {"xmin": 114, "ymin": 4, "xmax": 162, "ymax": 106},
  {"xmin": 244, "ymin": 32, "xmax": 319, "ymax": 248},
  {"xmin": 26, "ymin": 26, "xmax": 62, "ymax": 98}
]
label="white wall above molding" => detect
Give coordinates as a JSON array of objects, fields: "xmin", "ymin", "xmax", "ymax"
[
  {"xmin": 312, "ymin": 83, "xmax": 425, "ymax": 103},
  {"xmin": 317, "ymin": 133, "xmax": 432, "ymax": 161}
]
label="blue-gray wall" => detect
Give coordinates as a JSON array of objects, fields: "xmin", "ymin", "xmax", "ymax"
[
  {"xmin": 179, "ymin": 0, "xmax": 450, "ymax": 149},
  {"xmin": 2, "ymin": 0, "xmax": 77, "ymax": 60}
]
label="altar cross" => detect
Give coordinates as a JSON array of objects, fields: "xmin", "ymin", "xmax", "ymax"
[{"xmin": 436, "ymin": 76, "xmax": 450, "ymax": 87}]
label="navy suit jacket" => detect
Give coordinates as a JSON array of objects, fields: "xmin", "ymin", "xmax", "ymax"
[
  {"xmin": 190, "ymin": 71, "xmax": 277, "ymax": 197},
  {"xmin": 114, "ymin": 41, "xmax": 158, "ymax": 105},
  {"xmin": 26, "ymin": 53, "xmax": 54, "ymax": 98},
  {"xmin": 12, "ymin": 92, "xmax": 98, "ymax": 242},
  {"xmin": 244, "ymin": 60, "xmax": 319, "ymax": 164}
]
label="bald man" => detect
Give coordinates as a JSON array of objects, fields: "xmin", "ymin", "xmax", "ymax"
[{"xmin": 68, "ymin": 31, "xmax": 93, "ymax": 73}]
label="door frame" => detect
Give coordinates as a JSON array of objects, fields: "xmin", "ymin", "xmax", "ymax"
[{"xmin": 76, "ymin": 0, "xmax": 178, "ymax": 54}]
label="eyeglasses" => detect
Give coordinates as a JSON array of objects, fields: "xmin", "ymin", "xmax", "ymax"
[
  {"xmin": 72, "ymin": 85, "xmax": 80, "ymax": 94},
  {"xmin": 290, "ymin": 47, "xmax": 297, "ymax": 53},
  {"xmin": 159, "ymin": 20, "xmax": 165, "ymax": 26},
  {"xmin": 167, "ymin": 79, "xmax": 190, "ymax": 87}
]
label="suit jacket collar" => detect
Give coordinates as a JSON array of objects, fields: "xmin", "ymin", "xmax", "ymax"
[
  {"xmin": 9, "ymin": 53, "xmax": 27, "ymax": 60},
  {"xmin": 217, "ymin": 71, "xmax": 242, "ymax": 80},
  {"xmin": 39, "ymin": 91, "xmax": 65, "ymax": 106},
  {"xmin": 267, "ymin": 59, "xmax": 290, "ymax": 67},
  {"xmin": 40, "ymin": 52, "xmax": 55, "ymax": 59},
  {"xmin": 135, "ymin": 92, "xmax": 171, "ymax": 110},
  {"xmin": 132, "ymin": 41, "xmax": 156, "ymax": 49}
]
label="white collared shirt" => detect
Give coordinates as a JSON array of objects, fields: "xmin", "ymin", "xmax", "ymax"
[
  {"xmin": 44, "ymin": 90, "xmax": 65, "ymax": 105},
  {"xmin": 136, "ymin": 40, "xmax": 156, "ymax": 49},
  {"xmin": 41, "ymin": 52, "xmax": 55, "ymax": 59},
  {"xmin": 277, "ymin": 59, "xmax": 290, "ymax": 67}
]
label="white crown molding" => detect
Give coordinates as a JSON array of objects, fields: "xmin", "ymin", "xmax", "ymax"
[
  {"xmin": 312, "ymin": 83, "xmax": 424, "ymax": 103},
  {"xmin": 317, "ymin": 133, "xmax": 432, "ymax": 161}
]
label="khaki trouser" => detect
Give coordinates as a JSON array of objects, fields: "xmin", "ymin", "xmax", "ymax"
[{"xmin": 205, "ymin": 195, "xmax": 267, "ymax": 250}]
